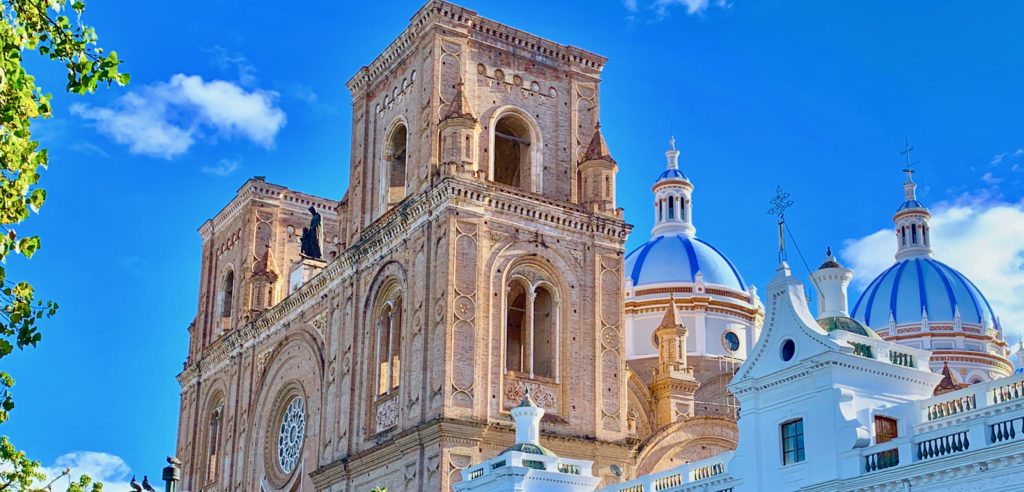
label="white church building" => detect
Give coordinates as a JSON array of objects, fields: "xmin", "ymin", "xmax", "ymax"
[{"xmin": 455, "ymin": 168, "xmax": 1024, "ymax": 491}]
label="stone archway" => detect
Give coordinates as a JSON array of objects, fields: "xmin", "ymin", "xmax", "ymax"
[{"xmin": 633, "ymin": 416, "xmax": 738, "ymax": 477}]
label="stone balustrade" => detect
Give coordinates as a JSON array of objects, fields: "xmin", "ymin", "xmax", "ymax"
[
  {"xmin": 601, "ymin": 374, "xmax": 1024, "ymax": 491},
  {"xmin": 459, "ymin": 450, "xmax": 595, "ymax": 485},
  {"xmin": 827, "ymin": 330, "xmax": 931, "ymax": 372},
  {"xmin": 601, "ymin": 453, "xmax": 733, "ymax": 492}
]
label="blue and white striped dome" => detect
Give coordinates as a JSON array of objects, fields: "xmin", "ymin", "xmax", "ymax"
[
  {"xmin": 851, "ymin": 257, "xmax": 997, "ymax": 329},
  {"xmin": 624, "ymin": 234, "xmax": 746, "ymax": 291},
  {"xmin": 657, "ymin": 168, "xmax": 688, "ymax": 182},
  {"xmin": 897, "ymin": 199, "xmax": 927, "ymax": 211}
]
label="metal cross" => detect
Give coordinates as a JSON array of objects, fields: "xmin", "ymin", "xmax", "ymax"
[
  {"xmin": 768, "ymin": 186, "xmax": 794, "ymax": 261},
  {"xmin": 767, "ymin": 186, "xmax": 793, "ymax": 221},
  {"xmin": 901, "ymin": 135, "xmax": 918, "ymax": 178}
]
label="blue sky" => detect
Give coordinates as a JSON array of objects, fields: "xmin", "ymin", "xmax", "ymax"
[{"xmin": 9, "ymin": 0, "xmax": 1024, "ymax": 486}]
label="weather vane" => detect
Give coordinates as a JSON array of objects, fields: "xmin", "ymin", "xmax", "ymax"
[{"xmin": 768, "ymin": 186, "xmax": 794, "ymax": 261}]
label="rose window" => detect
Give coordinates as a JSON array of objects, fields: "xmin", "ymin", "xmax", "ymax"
[{"xmin": 277, "ymin": 396, "xmax": 305, "ymax": 474}]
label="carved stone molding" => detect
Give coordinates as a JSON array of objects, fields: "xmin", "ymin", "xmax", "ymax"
[{"xmin": 375, "ymin": 397, "xmax": 400, "ymax": 432}]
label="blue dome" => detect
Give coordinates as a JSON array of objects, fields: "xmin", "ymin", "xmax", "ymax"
[
  {"xmin": 851, "ymin": 257, "xmax": 997, "ymax": 329},
  {"xmin": 624, "ymin": 234, "xmax": 746, "ymax": 291},
  {"xmin": 657, "ymin": 168, "xmax": 688, "ymax": 182},
  {"xmin": 897, "ymin": 199, "xmax": 927, "ymax": 211}
]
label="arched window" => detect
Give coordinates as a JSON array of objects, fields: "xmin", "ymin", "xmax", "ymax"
[
  {"xmin": 221, "ymin": 269, "xmax": 234, "ymax": 318},
  {"xmin": 911, "ymin": 224, "xmax": 918, "ymax": 244},
  {"xmin": 375, "ymin": 293, "xmax": 402, "ymax": 396},
  {"xmin": 668, "ymin": 197, "xmax": 675, "ymax": 219},
  {"xmin": 504, "ymin": 272, "xmax": 559, "ymax": 381},
  {"xmin": 659, "ymin": 200, "xmax": 664, "ymax": 221},
  {"xmin": 493, "ymin": 114, "xmax": 532, "ymax": 189},
  {"xmin": 384, "ymin": 123, "xmax": 408, "ymax": 207},
  {"xmin": 533, "ymin": 286, "xmax": 555, "ymax": 379},
  {"xmin": 505, "ymin": 281, "xmax": 528, "ymax": 373},
  {"xmin": 206, "ymin": 403, "xmax": 223, "ymax": 483}
]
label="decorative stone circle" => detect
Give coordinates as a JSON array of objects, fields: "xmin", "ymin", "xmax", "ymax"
[{"xmin": 277, "ymin": 396, "xmax": 305, "ymax": 474}]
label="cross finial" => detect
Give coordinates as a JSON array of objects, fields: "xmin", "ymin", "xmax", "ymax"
[
  {"xmin": 901, "ymin": 135, "xmax": 918, "ymax": 181},
  {"xmin": 669, "ymin": 135, "xmax": 676, "ymax": 151},
  {"xmin": 768, "ymin": 186, "xmax": 794, "ymax": 261},
  {"xmin": 767, "ymin": 186, "xmax": 793, "ymax": 221}
]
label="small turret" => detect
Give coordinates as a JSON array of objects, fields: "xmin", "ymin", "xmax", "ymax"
[
  {"xmin": 248, "ymin": 244, "xmax": 279, "ymax": 314},
  {"xmin": 650, "ymin": 296, "xmax": 700, "ymax": 426},
  {"xmin": 578, "ymin": 122, "xmax": 618, "ymax": 216},
  {"xmin": 501, "ymin": 386, "xmax": 557, "ymax": 457},
  {"xmin": 439, "ymin": 80, "xmax": 479, "ymax": 175},
  {"xmin": 810, "ymin": 247, "xmax": 853, "ymax": 319}
]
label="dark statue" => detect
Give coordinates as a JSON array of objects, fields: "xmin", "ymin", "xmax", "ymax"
[{"xmin": 300, "ymin": 206, "xmax": 324, "ymax": 259}]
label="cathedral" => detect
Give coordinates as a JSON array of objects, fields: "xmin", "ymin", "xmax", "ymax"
[{"xmin": 174, "ymin": 2, "xmax": 1014, "ymax": 491}]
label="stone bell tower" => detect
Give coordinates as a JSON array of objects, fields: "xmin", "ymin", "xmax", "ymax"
[{"xmin": 177, "ymin": 2, "xmax": 634, "ymax": 491}]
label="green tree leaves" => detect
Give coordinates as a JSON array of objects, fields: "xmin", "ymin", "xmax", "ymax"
[{"xmin": 0, "ymin": 0, "xmax": 126, "ymax": 490}]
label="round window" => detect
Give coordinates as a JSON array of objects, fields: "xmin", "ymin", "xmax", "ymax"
[
  {"xmin": 780, "ymin": 339, "xmax": 796, "ymax": 362},
  {"xmin": 723, "ymin": 332, "xmax": 741, "ymax": 352},
  {"xmin": 277, "ymin": 396, "xmax": 305, "ymax": 474}
]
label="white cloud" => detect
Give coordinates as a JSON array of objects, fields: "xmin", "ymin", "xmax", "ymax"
[
  {"xmin": 70, "ymin": 141, "xmax": 110, "ymax": 158},
  {"xmin": 206, "ymin": 45, "xmax": 257, "ymax": 86},
  {"xmin": 1013, "ymin": 163, "xmax": 1022, "ymax": 172},
  {"xmin": 653, "ymin": 0, "xmax": 730, "ymax": 16},
  {"xmin": 841, "ymin": 197, "xmax": 1024, "ymax": 342},
  {"xmin": 73, "ymin": 74, "xmax": 286, "ymax": 159},
  {"xmin": 991, "ymin": 152, "xmax": 1008, "ymax": 165},
  {"xmin": 70, "ymin": 92, "xmax": 193, "ymax": 159},
  {"xmin": 982, "ymin": 171, "xmax": 1003, "ymax": 185},
  {"xmin": 202, "ymin": 158, "xmax": 242, "ymax": 177},
  {"xmin": 1014, "ymin": 148, "xmax": 1024, "ymax": 157},
  {"xmin": 38, "ymin": 451, "xmax": 133, "ymax": 491},
  {"xmin": 623, "ymin": 0, "xmax": 638, "ymax": 12}
]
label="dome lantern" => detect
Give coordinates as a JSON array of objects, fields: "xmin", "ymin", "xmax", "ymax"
[
  {"xmin": 893, "ymin": 143, "xmax": 934, "ymax": 261},
  {"xmin": 651, "ymin": 137, "xmax": 695, "ymax": 237}
]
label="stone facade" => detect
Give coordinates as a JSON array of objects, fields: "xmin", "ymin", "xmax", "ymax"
[
  {"xmin": 174, "ymin": 2, "xmax": 660, "ymax": 491},
  {"xmin": 174, "ymin": 1, "xmax": 759, "ymax": 490}
]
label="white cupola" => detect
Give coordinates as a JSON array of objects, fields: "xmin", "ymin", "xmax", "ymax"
[
  {"xmin": 893, "ymin": 166, "xmax": 934, "ymax": 261},
  {"xmin": 810, "ymin": 247, "xmax": 853, "ymax": 319},
  {"xmin": 651, "ymin": 137, "xmax": 696, "ymax": 237},
  {"xmin": 512, "ymin": 388, "xmax": 545, "ymax": 448}
]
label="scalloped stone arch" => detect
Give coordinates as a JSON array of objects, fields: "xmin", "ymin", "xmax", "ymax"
[
  {"xmin": 634, "ymin": 416, "xmax": 738, "ymax": 477},
  {"xmin": 626, "ymin": 370, "xmax": 654, "ymax": 438}
]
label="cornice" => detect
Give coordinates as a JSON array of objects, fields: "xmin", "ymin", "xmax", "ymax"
[
  {"xmin": 730, "ymin": 352, "xmax": 940, "ymax": 398},
  {"xmin": 197, "ymin": 178, "xmax": 340, "ymax": 241},
  {"xmin": 179, "ymin": 175, "xmax": 629, "ymax": 386},
  {"xmin": 346, "ymin": 1, "xmax": 606, "ymax": 96},
  {"xmin": 804, "ymin": 444, "xmax": 1024, "ymax": 491}
]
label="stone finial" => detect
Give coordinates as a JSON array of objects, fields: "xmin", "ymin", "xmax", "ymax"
[
  {"xmin": 254, "ymin": 245, "xmax": 277, "ymax": 277},
  {"xmin": 657, "ymin": 294, "xmax": 684, "ymax": 332},
  {"xmin": 933, "ymin": 360, "xmax": 969, "ymax": 395},
  {"xmin": 442, "ymin": 81, "xmax": 476, "ymax": 121},
  {"xmin": 583, "ymin": 122, "xmax": 615, "ymax": 163}
]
